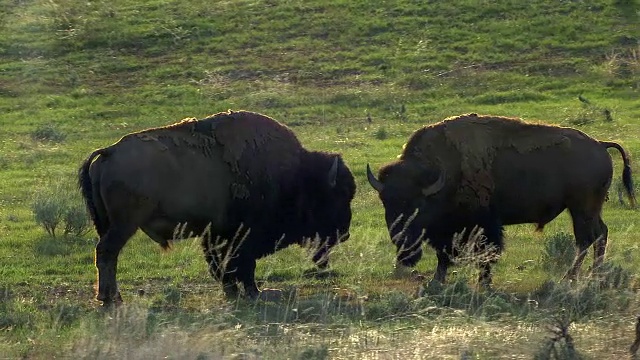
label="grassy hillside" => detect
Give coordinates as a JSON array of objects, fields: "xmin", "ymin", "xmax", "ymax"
[
  {"xmin": 2, "ymin": 0, "xmax": 640, "ymax": 123},
  {"xmin": 1, "ymin": 0, "xmax": 640, "ymax": 358}
]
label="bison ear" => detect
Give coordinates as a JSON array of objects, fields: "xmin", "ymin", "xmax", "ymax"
[{"xmin": 327, "ymin": 156, "xmax": 339, "ymax": 188}]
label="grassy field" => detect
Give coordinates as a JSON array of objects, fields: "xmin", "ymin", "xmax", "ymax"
[{"xmin": 1, "ymin": 0, "xmax": 640, "ymax": 358}]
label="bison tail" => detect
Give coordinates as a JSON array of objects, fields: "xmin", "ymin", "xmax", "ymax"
[
  {"xmin": 601, "ymin": 141, "xmax": 636, "ymax": 208},
  {"xmin": 78, "ymin": 148, "xmax": 111, "ymax": 236},
  {"xmin": 623, "ymin": 163, "xmax": 636, "ymax": 208}
]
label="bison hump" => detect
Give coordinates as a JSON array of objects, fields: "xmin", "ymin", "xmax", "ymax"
[
  {"xmin": 427, "ymin": 114, "xmax": 570, "ymax": 208},
  {"xmin": 208, "ymin": 110, "xmax": 302, "ymax": 188},
  {"xmin": 125, "ymin": 110, "xmax": 303, "ymax": 201}
]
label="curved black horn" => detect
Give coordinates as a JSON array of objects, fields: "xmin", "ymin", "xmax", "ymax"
[
  {"xmin": 327, "ymin": 156, "xmax": 339, "ymax": 187},
  {"xmin": 366, "ymin": 163, "xmax": 384, "ymax": 192},
  {"xmin": 422, "ymin": 170, "xmax": 446, "ymax": 197}
]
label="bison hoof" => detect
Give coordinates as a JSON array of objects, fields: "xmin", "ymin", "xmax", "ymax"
[
  {"xmin": 561, "ymin": 271, "xmax": 578, "ymax": 283},
  {"xmin": 478, "ymin": 281, "xmax": 493, "ymax": 292},
  {"xmin": 97, "ymin": 291, "xmax": 123, "ymax": 306},
  {"xmin": 419, "ymin": 279, "xmax": 445, "ymax": 297},
  {"xmin": 223, "ymin": 287, "xmax": 241, "ymax": 300},
  {"xmin": 411, "ymin": 272, "xmax": 426, "ymax": 281}
]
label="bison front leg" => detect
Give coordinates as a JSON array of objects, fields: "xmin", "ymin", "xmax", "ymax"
[
  {"xmin": 434, "ymin": 249, "xmax": 451, "ymax": 283},
  {"xmin": 235, "ymin": 257, "xmax": 260, "ymax": 300},
  {"xmin": 312, "ymin": 243, "xmax": 330, "ymax": 270},
  {"xmin": 478, "ymin": 262, "xmax": 493, "ymax": 289},
  {"xmin": 207, "ymin": 257, "xmax": 241, "ymax": 299},
  {"xmin": 592, "ymin": 218, "xmax": 608, "ymax": 273},
  {"xmin": 202, "ymin": 245, "xmax": 241, "ymax": 300}
]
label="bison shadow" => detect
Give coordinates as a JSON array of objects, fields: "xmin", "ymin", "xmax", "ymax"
[
  {"xmin": 260, "ymin": 268, "xmax": 341, "ymax": 283},
  {"xmin": 247, "ymin": 287, "xmax": 364, "ymax": 324}
]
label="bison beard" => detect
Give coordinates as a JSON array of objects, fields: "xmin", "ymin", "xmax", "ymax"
[
  {"xmin": 78, "ymin": 110, "xmax": 356, "ymax": 303},
  {"xmin": 368, "ymin": 113, "xmax": 636, "ymax": 287}
]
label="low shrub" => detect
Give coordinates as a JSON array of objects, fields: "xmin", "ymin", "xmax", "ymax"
[
  {"xmin": 534, "ymin": 312, "xmax": 585, "ymax": 360},
  {"xmin": 32, "ymin": 181, "xmax": 90, "ymax": 238},
  {"xmin": 373, "ymin": 126, "xmax": 388, "ymax": 140},
  {"xmin": 541, "ymin": 232, "xmax": 575, "ymax": 274},
  {"xmin": 31, "ymin": 124, "xmax": 67, "ymax": 143}
]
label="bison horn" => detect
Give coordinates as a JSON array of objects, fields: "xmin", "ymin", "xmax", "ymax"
[
  {"xmin": 366, "ymin": 163, "xmax": 384, "ymax": 192},
  {"xmin": 328, "ymin": 156, "xmax": 339, "ymax": 188},
  {"xmin": 422, "ymin": 170, "xmax": 446, "ymax": 197}
]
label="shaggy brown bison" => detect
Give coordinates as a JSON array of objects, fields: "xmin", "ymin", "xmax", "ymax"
[
  {"xmin": 79, "ymin": 110, "xmax": 356, "ymax": 303},
  {"xmin": 367, "ymin": 113, "xmax": 635, "ymax": 286}
]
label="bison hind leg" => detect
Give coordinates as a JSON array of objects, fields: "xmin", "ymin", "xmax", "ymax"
[
  {"xmin": 591, "ymin": 218, "xmax": 608, "ymax": 274},
  {"xmin": 473, "ymin": 217, "xmax": 504, "ymax": 288},
  {"xmin": 478, "ymin": 263, "xmax": 493, "ymax": 290},
  {"xmin": 95, "ymin": 224, "xmax": 138, "ymax": 305},
  {"xmin": 222, "ymin": 273, "xmax": 241, "ymax": 300},
  {"xmin": 564, "ymin": 211, "xmax": 601, "ymax": 281}
]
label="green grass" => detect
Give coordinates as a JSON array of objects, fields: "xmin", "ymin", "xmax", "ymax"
[{"xmin": 1, "ymin": 0, "xmax": 640, "ymax": 358}]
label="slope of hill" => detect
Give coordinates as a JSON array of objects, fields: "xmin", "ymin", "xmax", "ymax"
[{"xmin": 1, "ymin": 0, "xmax": 639, "ymax": 125}]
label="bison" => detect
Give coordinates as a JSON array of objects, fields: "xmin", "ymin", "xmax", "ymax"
[
  {"xmin": 79, "ymin": 110, "xmax": 356, "ymax": 304},
  {"xmin": 367, "ymin": 113, "xmax": 636, "ymax": 286}
]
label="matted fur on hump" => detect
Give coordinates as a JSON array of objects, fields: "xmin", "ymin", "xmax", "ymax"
[
  {"xmin": 406, "ymin": 113, "xmax": 571, "ymax": 207},
  {"xmin": 211, "ymin": 110, "xmax": 303, "ymax": 190},
  {"xmin": 132, "ymin": 110, "xmax": 303, "ymax": 199}
]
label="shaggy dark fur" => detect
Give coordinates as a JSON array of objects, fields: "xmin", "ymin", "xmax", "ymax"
[
  {"xmin": 79, "ymin": 110, "xmax": 356, "ymax": 303},
  {"xmin": 368, "ymin": 113, "xmax": 635, "ymax": 286}
]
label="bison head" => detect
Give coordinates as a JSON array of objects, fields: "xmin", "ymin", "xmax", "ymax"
[
  {"xmin": 367, "ymin": 161, "xmax": 445, "ymax": 268},
  {"xmin": 300, "ymin": 154, "xmax": 356, "ymax": 268}
]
